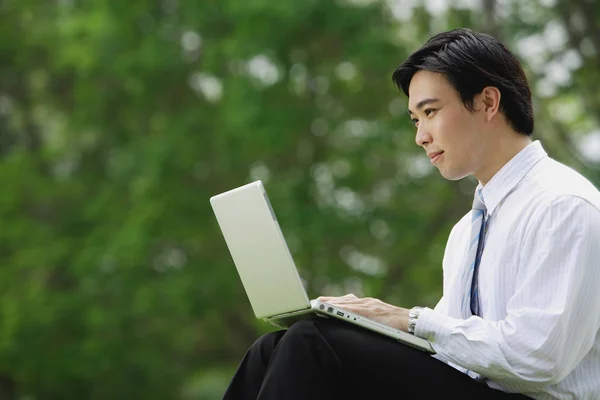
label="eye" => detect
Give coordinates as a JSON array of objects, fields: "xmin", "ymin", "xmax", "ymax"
[
  {"xmin": 411, "ymin": 118, "xmax": 419, "ymax": 126},
  {"xmin": 424, "ymin": 108, "xmax": 437, "ymax": 117}
]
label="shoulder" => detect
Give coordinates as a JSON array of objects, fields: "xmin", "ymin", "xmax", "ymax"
[
  {"xmin": 492, "ymin": 156, "xmax": 600, "ymax": 245},
  {"xmin": 525, "ymin": 157, "xmax": 600, "ymax": 210},
  {"xmin": 519, "ymin": 159, "xmax": 600, "ymax": 240}
]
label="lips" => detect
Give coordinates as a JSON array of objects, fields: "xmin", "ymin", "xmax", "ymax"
[
  {"xmin": 428, "ymin": 151, "xmax": 444, "ymax": 160},
  {"xmin": 427, "ymin": 151, "xmax": 444, "ymax": 164}
]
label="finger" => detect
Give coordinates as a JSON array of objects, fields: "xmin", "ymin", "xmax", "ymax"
[
  {"xmin": 316, "ymin": 294, "xmax": 357, "ymax": 303},
  {"xmin": 316, "ymin": 296, "xmax": 336, "ymax": 302},
  {"xmin": 325, "ymin": 294, "xmax": 359, "ymax": 303}
]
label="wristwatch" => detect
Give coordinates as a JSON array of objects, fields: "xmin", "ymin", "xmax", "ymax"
[{"xmin": 408, "ymin": 306, "xmax": 423, "ymax": 334}]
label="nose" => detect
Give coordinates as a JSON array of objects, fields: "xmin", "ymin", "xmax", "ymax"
[{"xmin": 415, "ymin": 123, "xmax": 432, "ymax": 147}]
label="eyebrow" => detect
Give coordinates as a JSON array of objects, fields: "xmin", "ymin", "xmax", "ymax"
[{"xmin": 407, "ymin": 98, "xmax": 441, "ymax": 115}]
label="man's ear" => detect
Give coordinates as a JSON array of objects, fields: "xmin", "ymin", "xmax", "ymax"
[{"xmin": 481, "ymin": 86, "xmax": 501, "ymax": 122}]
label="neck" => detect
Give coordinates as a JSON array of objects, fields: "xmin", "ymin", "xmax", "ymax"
[{"xmin": 476, "ymin": 133, "xmax": 532, "ymax": 185}]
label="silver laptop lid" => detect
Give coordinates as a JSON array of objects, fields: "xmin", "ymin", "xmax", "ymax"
[{"xmin": 210, "ymin": 180, "xmax": 311, "ymax": 319}]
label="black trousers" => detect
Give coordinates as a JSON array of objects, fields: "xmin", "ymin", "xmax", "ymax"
[{"xmin": 224, "ymin": 317, "xmax": 533, "ymax": 399}]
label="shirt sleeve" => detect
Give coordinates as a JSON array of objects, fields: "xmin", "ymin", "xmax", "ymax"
[{"xmin": 415, "ymin": 195, "xmax": 600, "ymax": 391}]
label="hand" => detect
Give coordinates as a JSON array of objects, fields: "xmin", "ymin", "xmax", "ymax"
[{"xmin": 316, "ymin": 293, "xmax": 410, "ymax": 332}]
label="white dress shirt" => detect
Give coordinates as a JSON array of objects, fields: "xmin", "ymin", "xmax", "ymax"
[{"xmin": 415, "ymin": 141, "xmax": 600, "ymax": 400}]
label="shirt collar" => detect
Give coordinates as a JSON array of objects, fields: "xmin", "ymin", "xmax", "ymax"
[{"xmin": 476, "ymin": 140, "xmax": 547, "ymax": 216}]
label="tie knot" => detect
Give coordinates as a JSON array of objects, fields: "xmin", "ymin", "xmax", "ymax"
[{"xmin": 473, "ymin": 189, "xmax": 486, "ymax": 212}]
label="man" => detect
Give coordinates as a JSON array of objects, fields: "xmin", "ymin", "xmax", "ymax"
[{"xmin": 223, "ymin": 28, "xmax": 600, "ymax": 399}]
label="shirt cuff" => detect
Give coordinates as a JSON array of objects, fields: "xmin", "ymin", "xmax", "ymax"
[{"xmin": 413, "ymin": 307, "xmax": 459, "ymax": 349}]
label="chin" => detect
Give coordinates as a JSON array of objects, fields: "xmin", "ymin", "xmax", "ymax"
[{"xmin": 439, "ymin": 168, "xmax": 469, "ymax": 181}]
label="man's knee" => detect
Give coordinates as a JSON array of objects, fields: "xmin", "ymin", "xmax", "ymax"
[
  {"xmin": 246, "ymin": 321, "xmax": 321, "ymax": 359},
  {"xmin": 250, "ymin": 330, "xmax": 284, "ymax": 357},
  {"xmin": 283, "ymin": 318, "xmax": 326, "ymax": 341},
  {"xmin": 259, "ymin": 318, "xmax": 342, "ymax": 354},
  {"xmin": 281, "ymin": 317, "xmax": 345, "ymax": 348}
]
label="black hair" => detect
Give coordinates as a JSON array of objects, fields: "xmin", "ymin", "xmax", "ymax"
[{"xmin": 392, "ymin": 28, "xmax": 534, "ymax": 136}]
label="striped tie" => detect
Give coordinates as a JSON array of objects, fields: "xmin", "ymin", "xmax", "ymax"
[{"xmin": 462, "ymin": 189, "xmax": 487, "ymax": 318}]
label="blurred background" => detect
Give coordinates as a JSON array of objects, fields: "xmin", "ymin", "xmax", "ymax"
[{"xmin": 0, "ymin": 0, "xmax": 599, "ymax": 398}]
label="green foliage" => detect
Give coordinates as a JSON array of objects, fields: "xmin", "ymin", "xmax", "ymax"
[{"xmin": 0, "ymin": 0, "xmax": 598, "ymax": 398}]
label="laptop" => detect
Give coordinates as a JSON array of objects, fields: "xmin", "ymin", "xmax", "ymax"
[{"xmin": 209, "ymin": 180, "xmax": 435, "ymax": 354}]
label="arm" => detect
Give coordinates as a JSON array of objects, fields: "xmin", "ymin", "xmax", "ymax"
[
  {"xmin": 317, "ymin": 216, "xmax": 461, "ymax": 332},
  {"xmin": 416, "ymin": 196, "xmax": 600, "ymax": 391}
]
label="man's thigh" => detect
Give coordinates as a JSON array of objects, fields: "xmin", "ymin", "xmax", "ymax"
[{"xmin": 310, "ymin": 317, "xmax": 527, "ymax": 399}]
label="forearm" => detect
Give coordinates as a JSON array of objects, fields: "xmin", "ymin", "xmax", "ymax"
[{"xmin": 415, "ymin": 307, "xmax": 596, "ymax": 391}]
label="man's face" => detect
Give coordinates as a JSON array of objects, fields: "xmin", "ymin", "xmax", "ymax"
[{"xmin": 407, "ymin": 70, "xmax": 487, "ymax": 181}]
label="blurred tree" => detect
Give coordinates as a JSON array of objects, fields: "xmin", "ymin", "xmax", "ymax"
[{"xmin": 0, "ymin": 0, "xmax": 598, "ymax": 398}]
